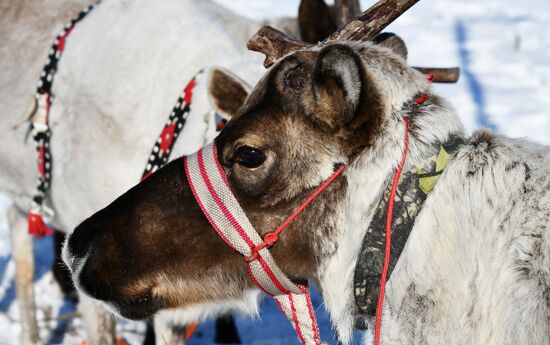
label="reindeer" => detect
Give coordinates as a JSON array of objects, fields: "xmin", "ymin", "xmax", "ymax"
[
  {"xmin": 1, "ymin": 0, "xmax": 459, "ymax": 344},
  {"xmin": 2, "ymin": 1, "xmax": 456, "ymax": 344},
  {"xmin": 63, "ymin": 0, "xmax": 550, "ymax": 344},
  {"xmin": 0, "ymin": 1, "xmax": 305, "ymax": 344},
  {"xmin": 3, "ymin": 1, "xmax": 405, "ymax": 344}
]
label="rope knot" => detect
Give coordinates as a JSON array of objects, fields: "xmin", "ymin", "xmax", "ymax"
[
  {"xmin": 244, "ymin": 232, "xmax": 280, "ymax": 262},
  {"xmin": 264, "ymin": 232, "xmax": 279, "ymax": 246}
]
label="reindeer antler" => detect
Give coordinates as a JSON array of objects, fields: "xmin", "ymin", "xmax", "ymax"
[
  {"xmin": 326, "ymin": 0, "xmax": 419, "ymax": 42},
  {"xmin": 413, "ymin": 67, "xmax": 460, "ymax": 83},
  {"xmin": 248, "ymin": 0, "xmax": 460, "ymax": 83},
  {"xmin": 248, "ymin": 0, "xmax": 420, "ymax": 67},
  {"xmin": 247, "ymin": 26, "xmax": 311, "ymax": 68}
]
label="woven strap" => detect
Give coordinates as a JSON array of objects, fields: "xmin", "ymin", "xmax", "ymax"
[
  {"xmin": 184, "ymin": 143, "xmax": 321, "ymax": 345},
  {"xmin": 27, "ymin": 1, "xmax": 100, "ymax": 236},
  {"xmin": 141, "ymin": 71, "xmax": 202, "ymax": 181}
]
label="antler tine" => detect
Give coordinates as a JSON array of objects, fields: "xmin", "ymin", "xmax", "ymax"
[
  {"xmin": 326, "ymin": 0, "xmax": 420, "ymax": 42},
  {"xmin": 247, "ymin": 26, "xmax": 312, "ymax": 68},
  {"xmin": 334, "ymin": 0, "xmax": 362, "ymax": 27}
]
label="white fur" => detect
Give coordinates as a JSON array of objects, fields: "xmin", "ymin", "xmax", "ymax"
[
  {"xmin": 314, "ymin": 43, "xmax": 548, "ymax": 344},
  {"xmin": 0, "ymin": 0, "xmax": 285, "ymax": 343},
  {"xmin": 154, "ymin": 290, "xmax": 261, "ymax": 326}
]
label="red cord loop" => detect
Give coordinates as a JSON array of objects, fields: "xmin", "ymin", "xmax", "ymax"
[
  {"xmin": 426, "ymin": 72, "xmax": 434, "ymax": 83},
  {"xmin": 244, "ymin": 165, "xmax": 346, "ymax": 263},
  {"xmin": 244, "ymin": 232, "xmax": 279, "ymax": 262},
  {"xmin": 244, "ymin": 251, "xmax": 259, "ymax": 262},
  {"xmin": 415, "ymin": 94, "xmax": 429, "ymax": 104},
  {"xmin": 264, "ymin": 232, "xmax": 279, "ymax": 246}
]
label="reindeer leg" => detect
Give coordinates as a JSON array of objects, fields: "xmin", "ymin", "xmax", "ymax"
[
  {"xmin": 153, "ymin": 314, "xmax": 186, "ymax": 345},
  {"xmin": 142, "ymin": 322, "xmax": 156, "ymax": 345},
  {"xmin": 8, "ymin": 206, "xmax": 40, "ymax": 345},
  {"xmin": 214, "ymin": 315, "xmax": 241, "ymax": 344},
  {"xmin": 79, "ymin": 294, "xmax": 117, "ymax": 345}
]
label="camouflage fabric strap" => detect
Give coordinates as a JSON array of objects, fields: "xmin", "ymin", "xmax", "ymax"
[{"xmin": 353, "ymin": 136, "xmax": 464, "ymax": 321}]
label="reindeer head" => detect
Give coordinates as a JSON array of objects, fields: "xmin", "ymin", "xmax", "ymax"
[{"xmin": 64, "ymin": 0, "xmax": 453, "ymax": 322}]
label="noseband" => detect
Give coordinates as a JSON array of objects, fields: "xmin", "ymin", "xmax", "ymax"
[{"xmin": 184, "ymin": 143, "xmax": 345, "ymax": 345}]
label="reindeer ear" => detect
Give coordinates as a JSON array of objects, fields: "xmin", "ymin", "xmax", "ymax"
[
  {"xmin": 373, "ymin": 32, "xmax": 408, "ymax": 60},
  {"xmin": 207, "ymin": 67, "xmax": 251, "ymax": 119},
  {"xmin": 310, "ymin": 44, "xmax": 363, "ymax": 128}
]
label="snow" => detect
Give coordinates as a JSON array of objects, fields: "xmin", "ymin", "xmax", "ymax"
[{"xmin": 0, "ymin": 0, "xmax": 548, "ymax": 344}]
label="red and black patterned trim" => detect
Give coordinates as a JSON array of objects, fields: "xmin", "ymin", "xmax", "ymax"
[
  {"xmin": 141, "ymin": 72, "xmax": 202, "ymax": 181},
  {"xmin": 27, "ymin": 1, "xmax": 101, "ymax": 237}
]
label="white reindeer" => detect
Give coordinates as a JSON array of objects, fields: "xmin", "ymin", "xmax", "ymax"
[
  {"xmin": 63, "ymin": 0, "xmax": 550, "ymax": 344},
  {"xmin": 0, "ymin": 0, "xmax": 305, "ymax": 343}
]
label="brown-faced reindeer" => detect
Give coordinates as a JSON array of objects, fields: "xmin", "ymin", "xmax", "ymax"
[{"xmin": 63, "ymin": 0, "xmax": 550, "ymax": 344}]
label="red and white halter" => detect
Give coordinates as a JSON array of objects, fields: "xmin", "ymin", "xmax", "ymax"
[
  {"xmin": 185, "ymin": 143, "xmax": 347, "ymax": 345},
  {"xmin": 184, "ymin": 89, "xmax": 428, "ymax": 344}
]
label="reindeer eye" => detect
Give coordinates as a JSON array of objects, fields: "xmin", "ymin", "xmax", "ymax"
[{"xmin": 234, "ymin": 146, "xmax": 266, "ymax": 168}]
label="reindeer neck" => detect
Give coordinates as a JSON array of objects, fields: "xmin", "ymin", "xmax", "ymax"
[{"xmin": 315, "ymin": 92, "xmax": 465, "ymax": 343}]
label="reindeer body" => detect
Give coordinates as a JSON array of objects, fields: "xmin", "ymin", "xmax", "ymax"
[
  {"xmin": 1, "ymin": 0, "xmax": 266, "ymax": 228},
  {"xmin": 376, "ymin": 133, "xmax": 550, "ymax": 344},
  {"xmin": 326, "ymin": 116, "xmax": 550, "ymax": 344},
  {"xmin": 303, "ymin": 42, "xmax": 550, "ymax": 345}
]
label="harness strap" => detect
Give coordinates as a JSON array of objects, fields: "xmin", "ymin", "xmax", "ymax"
[
  {"xmin": 141, "ymin": 72, "xmax": 202, "ymax": 181},
  {"xmin": 185, "ymin": 143, "xmax": 348, "ymax": 345},
  {"xmin": 25, "ymin": 0, "xmax": 202, "ymax": 236},
  {"xmin": 27, "ymin": 1, "xmax": 101, "ymax": 237}
]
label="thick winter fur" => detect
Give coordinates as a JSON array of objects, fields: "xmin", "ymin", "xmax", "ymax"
[
  {"xmin": 64, "ymin": 37, "xmax": 549, "ymax": 345},
  {"xmin": 1, "ymin": 2, "xmax": 103, "ymax": 344}
]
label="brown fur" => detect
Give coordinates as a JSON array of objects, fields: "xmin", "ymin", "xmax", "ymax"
[{"xmin": 68, "ymin": 160, "xmax": 254, "ymax": 318}]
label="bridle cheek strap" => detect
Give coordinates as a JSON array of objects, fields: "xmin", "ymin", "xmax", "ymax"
[{"xmin": 185, "ymin": 143, "xmax": 344, "ymax": 345}]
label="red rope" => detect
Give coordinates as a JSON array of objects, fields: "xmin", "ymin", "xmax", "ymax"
[
  {"xmin": 245, "ymin": 165, "xmax": 346, "ymax": 262},
  {"xmin": 374, "ymin": 117, "xmax": 410, "ymax": 345},
  {"xmin": 426, "ymin": 72, "xmax": 434, "ymax": 83}
]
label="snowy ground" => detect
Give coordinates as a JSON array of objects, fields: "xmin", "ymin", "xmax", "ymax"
[{"xmin": 0, "ymin": 0, "xmax": 548, "ymax": 344}]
